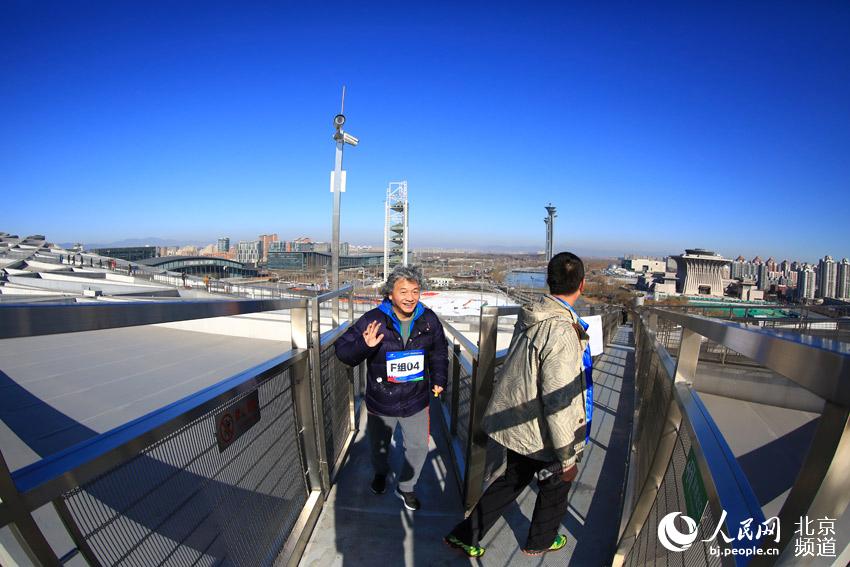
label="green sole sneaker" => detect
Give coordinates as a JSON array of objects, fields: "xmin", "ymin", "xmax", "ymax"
[
  {"xmin": 522, "ymin": 533, "xmax": 568, "ymax": 556},
  {"xmin": 444, "ymin": 534, "xmax": 485, "ymax": 558}
]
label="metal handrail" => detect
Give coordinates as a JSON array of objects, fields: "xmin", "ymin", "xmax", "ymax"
[
  {"xmin": 0, "ymin": 290, "xmax": 348, "ymax": 566},
  {"xmin": 314, "ymin": 284, "xmax": 354, "ymax": 303},
  {"xmin": 11, "ymin": 349, "xmax": 307, "ymax": 509},
  {"xmin": 442, "ymin": 322, "xmax": 479, "ymax": 357},
  {"xmin": 616, "ymin": 307, "xmax": 850, "ymax": 565},
  {"xmin": 651, "ymin": 308, "xmax": 850, "ymax": 405},
  {"xmin": 0, "ymin": 297, "xmax": 306, "ymax": 339}
]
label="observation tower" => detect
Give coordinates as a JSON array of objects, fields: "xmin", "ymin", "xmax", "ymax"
[{"xmin": 383, "ymin": 181, "xmax": 409, "ymax": 277}]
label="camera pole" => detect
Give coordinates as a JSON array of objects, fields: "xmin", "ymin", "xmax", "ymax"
[{"xmin": 331, "ymin": 86, "xmax": 359, "ymax": 326}]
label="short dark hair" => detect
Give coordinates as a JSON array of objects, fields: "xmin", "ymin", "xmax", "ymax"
[{"xmin": 547, "ymin": 252, "xmax": 585, "ymax": 295}]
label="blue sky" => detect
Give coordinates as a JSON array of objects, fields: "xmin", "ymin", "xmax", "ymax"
[{"xmin": 2, "ymin": 1, "xmax": 849, "ymax": 262}]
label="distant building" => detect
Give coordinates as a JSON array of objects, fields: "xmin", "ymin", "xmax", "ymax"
[
  {"xmin": 236, "ymin": 240, "xmax": 263, "ymax": 265},
  {"xmin": 267, "ymin": 250, "xmax": 382, "ymax": 271},
  {"xmin": 731, "ymin": 257, "xmax": 758, "ymax": 280},
  {"xmin": 757, "ymin": 263, "xmax": 770, "ymax": 291},
  {"xmin": 797, "ymin": 265, "xmax": 817, "ymax": 301},
  {"xmin": 817, "ymin": 255, "xmax": 837, "ymax": 299},
  {"xmin": 206, "ymin": 250, "xmax": 237, "ymax": 261},
  {"xmin": 429, "ymin": 277, "xmax": 455, "ymax": 288},
  {"xmin": 650, "ymin": 272, "xmax": 678, "ymax": 295},
  {"xmin": 673, "ymin": 249, "xmax": 730, "ymax": 297},
  {"xmin": 258, "ymin": 234, "xmax": 279, "ymax": 262},
  {"xmin": 623, "ymin": 257, "xmax": 666, "ymax": 273},
  {"xmin": 283, "ymin": 237, "xmax": 315, "ymax": 252},
  {"xmin": 310, "ymin": 241, "xmax": 350, "ymax": 256},
  {"xmin": 89, "ymin": 246, "xmax": 158, "ymax": 262},
  {"xmin": 137, "ymin": 256, "xmax": 256, "ymax": 278},
  {"xmin": 198, "ymin": 244, "xmax": 217, "ymax": 256},
  {"xmin": 765, "ymin": 257, "xmax": 777, "ymax": 273},
  {"xmin": 217, "ymin": 237, "xmax": 230, "ymax": 253},
  {"xmin": 176, "ymin": 245, "xmax": 199, "ymax": 256},
  {"xmin": 787, "ymin": 270, "xmax": 798, "ymax": 288},
  {"xmin": 729, "ymin": 279, "xmax": 763, "ymax": 301},
  {"xmin": 837, "ymin": 258, "xmax": 850, "ymax": 300}
]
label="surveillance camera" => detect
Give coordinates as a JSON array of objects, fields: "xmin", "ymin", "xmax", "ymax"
[
  {"xmin": 342, "ymin": 132, "xmax": 359, "ymax": 146},
  {"xmin": 334, "ymin": 114, "xmax": 346, "ymax": 128}
]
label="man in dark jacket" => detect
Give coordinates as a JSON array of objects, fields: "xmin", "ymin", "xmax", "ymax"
[{"xmin": 335, "ymin": 265, "xmax": 448, "ymax": 511}]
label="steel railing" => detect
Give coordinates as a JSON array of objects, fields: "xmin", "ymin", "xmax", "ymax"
[
  {"xmin": 0, "ymin": 289, "xmax": 628, "ymax": 565},
  {"xmin": 613, "ymin": 307, "xmax": 850, "ymax": 566},
  {"xmin": 436, "ymin": 301, "xmax": 624, "ymax": 512},
  {"xmin": 0, "ymin": 286, "xmax": 360, "ymax": 567}
]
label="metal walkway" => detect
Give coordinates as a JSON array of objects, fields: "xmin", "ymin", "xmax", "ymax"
[
  {"xmin": 3, "ymin": 293, "xmax": 850, "ymax": 566},
  {"xmin": 300, "ymin": 325, "xmax": 635, "ymax": 567}
]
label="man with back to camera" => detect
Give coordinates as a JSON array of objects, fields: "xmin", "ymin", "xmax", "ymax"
[
  {"xmin": 334, "ymin": 265, "xmax": 448, "ymax": 511},
  {"xmin": 445, "ymin": 252, "xmax": 592, "ymax": 558}
]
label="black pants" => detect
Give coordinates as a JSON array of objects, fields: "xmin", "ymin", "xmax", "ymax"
[{"xmin": 449, "ymin": 449, "xmax": 572, "ymax": 550}]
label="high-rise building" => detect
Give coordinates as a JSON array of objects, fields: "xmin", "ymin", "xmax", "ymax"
[
  {"xmin": 731, "ymin": 256, "xmax": 745, "ymax": 279},
  {"xmin": 217, "ymin": 237, "xmax": 230, "ymax": 253},
  {"xmin": 765, "ymin": 257, "xmax": 777, "ymax": 273},
  {"xmin": 797, "ymin": 265, "xmax": 816, "ymax": 301},
  {"xmin": 837, "ymin": 258, "xmax": 850, "ymax": 300},
  {"xmin": 236, "ymin": 240, "xmax": 263, "ymax": 265},
  {"xmin": 731, "ymin": 256, "xmax": 757, "ymax": 280},
  {"xmin": 780, "ymin": 259, "xmax": 791, "ymax": 277},
  {"xmin": 817, "ymin": 255, "xmax": 837, "ymax": 299},
  {"xmin": 258, "ymin": 234, "xmax": 279, "ymax": 263},
  {"xmin": 757, "ymin": 263, "xmax": 770, "ymax": 291}
]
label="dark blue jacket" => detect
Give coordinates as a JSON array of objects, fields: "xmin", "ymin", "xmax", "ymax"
[{"xmin": 335, "ymin": 299, "xmax": 448, "ymax": 417}]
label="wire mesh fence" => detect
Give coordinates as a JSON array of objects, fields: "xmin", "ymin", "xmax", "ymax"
[
  {"xmin": 61, "ymin": 368, "xmax": 307, "ymax": 567},
  {"xmin": 320, "ymin": 341, "xmax": 353, "ymax": 476}
]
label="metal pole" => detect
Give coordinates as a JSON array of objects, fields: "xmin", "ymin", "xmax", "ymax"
[
  {"xmin": 0, "ymin": 450, "xmax": 61, "ymax": 566},
  {"xmin": 463, "ymin": 305, "xmax": 500, "ymax": 513},
  {"xmin": 309, "ymin": 298, "xmax": 332, "ymax": 492},
  {"xmin": 331, "ymin": 139, "xmax": 343, "ymax": 326}
]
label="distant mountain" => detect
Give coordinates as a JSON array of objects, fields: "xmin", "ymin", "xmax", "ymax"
[{"xmin": 59, "ymin": 237, "xmax": 211, "ymax": 250}]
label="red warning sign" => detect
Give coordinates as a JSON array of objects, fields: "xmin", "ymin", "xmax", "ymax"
[{"xmin": 215, "ymin": 390, "xmax": 261, "ymax": 453}]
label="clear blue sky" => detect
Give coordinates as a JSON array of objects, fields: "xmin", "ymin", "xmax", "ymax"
[{"xmin": 2, "ymin": 1, "xmax": 849, "ymax": 262}]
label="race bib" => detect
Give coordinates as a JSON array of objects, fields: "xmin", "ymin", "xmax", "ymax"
[{"xmin": 386, "ymin": 350, "xmax": 425, "ymax": 383}]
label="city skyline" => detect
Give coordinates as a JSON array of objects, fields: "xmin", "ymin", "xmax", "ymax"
[
  {"xmin": 3, "ymin": 3, "xmax": 850, "ymax": 260},
  {"xmin": 38, "ymin": 228, "xmax": 850, "ymax": 265}
]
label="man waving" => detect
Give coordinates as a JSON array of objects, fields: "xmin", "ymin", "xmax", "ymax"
[{"xmin": 335, "ymin": 265, "xmax": 448, "ymax": 511}]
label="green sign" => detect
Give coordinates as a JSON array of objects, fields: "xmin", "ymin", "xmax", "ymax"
[{"xmin": 682, "ymin": 447, "xmax": 708, "ymax": 521}]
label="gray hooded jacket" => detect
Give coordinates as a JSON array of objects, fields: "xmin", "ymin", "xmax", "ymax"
[{"xmin": 482, "ymin": 295, "xmax": 589, "ymax": 468}]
